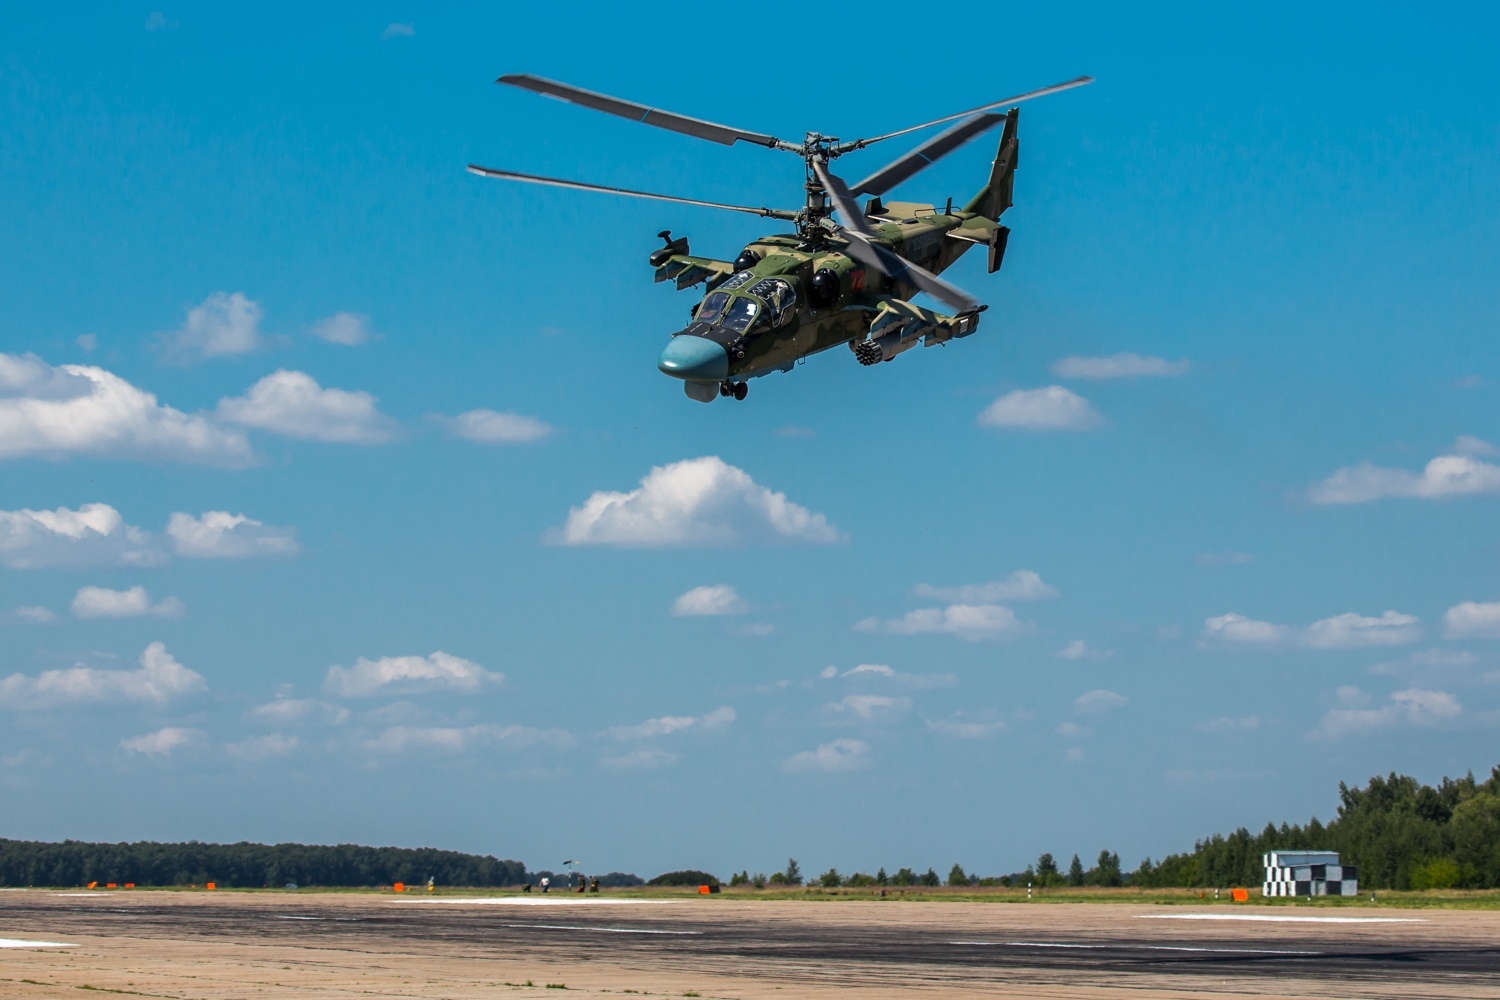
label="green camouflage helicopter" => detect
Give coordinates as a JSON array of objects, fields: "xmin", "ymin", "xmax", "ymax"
[{"xmin": 469, "ymin": 72, "xmax": 1091, "ymax": 402}]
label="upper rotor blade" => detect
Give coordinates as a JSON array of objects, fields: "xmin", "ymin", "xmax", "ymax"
[
  {"xmin": 842, "ymin": 76, "xmax": 1092, "ymax": 150},
  {"xmin": 810, "ymin": 160, "xmax": 872, "ymax": 236},
  {"xmin": 850, "ymin": 112, "xmax": 1005, "ymax": 196},
  {"xmin": 839, "ymin": 231, "xmax": 978, "ymax": 313},
  {"xmin": 499, "ymin": 73, "xmax": 786, "ymax": 149},
  {"xmin": 466, "ymin": 165, "xmax": 799, "ymax": 220}
]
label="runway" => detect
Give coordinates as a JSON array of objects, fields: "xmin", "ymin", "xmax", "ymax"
[{"xmin": 2, "ymin": 890, "xmax": 1496, "ymax": 998}]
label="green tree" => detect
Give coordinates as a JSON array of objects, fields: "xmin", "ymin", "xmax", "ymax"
[
  {"xmin": 920, "ymin": 867, "xmax": 941, "ymax": 887},
  {"xmin": 1067, "ymin": 855, "xmax": 1084, "ymax": 887},
  {"xmin": 819, "ymin": 867, "xmax": 842, "ymax": 888},
  {"xmin": 768, "ymin": 858, "xmax": 803, "ymax": 886},
  {"xmin": 892, "ymin": 867, "xmax": 916, "ymax": 886},
  {"xmin": 1036, "ymin": 853, "xmax": 1058, "ymax": 877},
  {"xmin": 875, "ymin": 867, "xmax": 888, "ymax": 885},
  {"xmin": 729, "ymin": 871, "xmax": 749, "ymax": 886},
  {"xmin": 947, "ymin": 863, "xmax": 968, "ymax": 887}
]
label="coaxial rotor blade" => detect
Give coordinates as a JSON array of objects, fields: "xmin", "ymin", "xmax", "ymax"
[
  {"xmin": 810, "ymin": 160, "xmax": 872, "ymax": 236},
  {"xmin": 839, "ymin": 230, "xmax": 979, "ymax": 313},
  {"xmin": 466, "ymin": 165, "xmax": 800, "ymax": 220},
  {"xmin": 498, "ymin": 74, "xmax": 794, "ymax": 150},
  {"xmin": 849, "ymin": 112, "xmax": 1005, "ymax": 196},
  {"xmin": 838, "ymin": 76, "xmax": 1092, "ymax": 152}
]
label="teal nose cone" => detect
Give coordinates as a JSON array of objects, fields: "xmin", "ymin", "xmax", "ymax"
[{"xmin": 657, "ymin": 336, "xmax": 728, "ymax": 381}]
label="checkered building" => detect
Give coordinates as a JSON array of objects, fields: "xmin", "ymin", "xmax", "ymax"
[{"xmin": 1262, "ymin": 851, "xmax": 1358, "ymax": 897}]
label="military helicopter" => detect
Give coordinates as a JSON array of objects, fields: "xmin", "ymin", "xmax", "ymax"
[{"xmin": 469, "ymin": 72, "xmax": 1092, "ymax": 402}]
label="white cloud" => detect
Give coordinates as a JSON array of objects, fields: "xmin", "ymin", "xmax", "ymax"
[
  {"xmin": 1051, "ymin": 353, "xmax": 1191, "ymax": 379},
  {"xmin": 556, "ymin": 456, "xmax": 841, "ymax": 547},
  {"xmin": 0, "ymin": 642, "xmax": 204, "ymax": 709},
  {"xmin": 1195, "ymin": 716, "xmax": 1261, "ymax": 734},
  {"xmin": 1204, "ymin": 610, "xmax": 1422, "ymax": 649},
  {"xmin": 978, "ymin": 386, "xmax": 1103, "ymax": 431},
  {"xmin": 156, "ymin": 292, "xmax": 264, "ymax": 362},
  {"xmin": 249, "ymin": 698, "xmax": 349, "ymax": 726},
  {"xmin": 122, "ymin": 727, "xmax": 205, "ymax": 755},
  {"xmin": 0, "ymin": 504, "xmax": 163, "ymax": 569},
  {"xmin": 927, "ymin": 718, "xmax": 1005, "ymax": 738},
  {"xmin": 671, "ymin": 584, "xmax": 747, "ymax": 617},
  {"xmin": 144, "ymin": 12, "xmax": 177, "ymax": 31},
  {"xmin": 323, "ymin": 651, "xmax": 501, "ymax": 698},
  {"xmin": 75, "ymin": 333, "xmax": 97, "ymax": 353},
  {"xmin": 607, "ymin": 706, "xmax": 735, "ymax": 741},
  {"xmin": 601, "ymin": 749, "xmax": 678, "ymax": 770},
  {"xmin": 1075, "ymin": 689, "xmax": 1128, "ymax": 713},
  {"xmin": 1311, "ymin": 687, "xmax": 1462, "ymax": 741},
  {"xmin": 828, "ymin": 694, "xmax": 910, "ymax": 720},
  {"xmin": 4, "ymin": 605, "xmax": 57, "ymax": 625},
  {"xmin": 226, "ymin": 733, "xmax": 299, "ymax": 761},
  {"xmin": 167, "ymin": 511, "xmax": 298, "ymax": 558},
  {"xmin": 854, "ymin": 604, "xmax": 1030, "ymax": 642},
  {"xmin": 381, "ymin": 22, "xmax": 415, "ymax": 39},
  {"xmin": 784, "ymin": 738, "xmax": 868, "ymax": 773},
  {"xmin": 217, "ymin": 370, "xmax": 397, "ymax": 444},
  {"xmin": 71, "ymin": 585, "xmax": 184, "ymax": 620},
  {"xmin": 830, "ymin": 663, "xmax": 957, "ymax": 688},
  {"xmin": 1310, "ymin": 443, "xmax": 1500, "ymax": 504},
  {"xmin": 0, "ymin": 353, "xmax": 253, "ymax": 466},
  {"xmin": 1057, "ymin": 639, "xmax": 1112, "ymax": 660},
  {"xmin": 1057, "ymin": 721, "xmax": 1090, "ymax": 737},
  {"xmin": 912, "ymin": 570, "xmax": 1058, "ymax": 603},
  {"xmin": 1304, "ymin": 611, "xmax": 1422, "ymax": 649},
  {"xmin": 310, "ymin": 312, "xmax": 372, "ymax": 346},
  {"xmin": 1444, "ymin": 601, "xmax": 1500, "ymax": 639},
  {"xmin": 445, "ymin": 409, "xmax": 553, "ymax": 444},
  {"xmin": 366, "ymin": 724, "xmax": 568, "ymax": 753}
]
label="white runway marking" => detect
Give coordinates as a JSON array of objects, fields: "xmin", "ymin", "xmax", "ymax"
[
  {"xmin": 949, "ymin": 940, "xmax": 1320, "ymax": 956},
  {"xmin": 398, "ymin": 897, "xmax": 678, "ymax": 906},
  {"xmin": 504, "ymin": 922, "xmax": 701, "ymax": 935},
  {"xmin": 1139, "ymin": 913, "xmax": 1424, "ymax": 924},
  {"xmin": 0, "ymin": 938, "xmax": 76, "ymax": 948}
]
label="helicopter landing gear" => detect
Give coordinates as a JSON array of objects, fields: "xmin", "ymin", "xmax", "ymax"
[{"xmin": 720, "ymin": 380, "xmax": 749, "ymax": 401}]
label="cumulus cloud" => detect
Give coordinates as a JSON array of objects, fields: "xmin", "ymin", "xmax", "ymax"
[
  {"xmin": 122, "ymin": 727, "xmax": 205, "ymax": 755},
  {"xmin": 226, "ymin": 733, "xmax": 299, "ymax": 761},
  {"xmin": 601, "ymin": 749, "xmax": 679, "ymax": 770},
  {"xmin": 1311, "ymin": 687, "xmax": 1461, "ymax": 741},
  {"xmin": 671, "ymin": 584, "xmax": 747, "ymax": 617},
  {"xmin": 1444, "ymin": 601, "xmax": 1500, "ymax": 639},
  {"xmin": 912, "ymin": 570, "xmax": 1058, "ymax": 603},
  {"xmin": 1196, "ymin": 716, "xmax": 1260, "ymax": 734},
  {"xmin": 71, "ymin": 585, "xmax": 184, "ymax": 620},
  {"xmin": 1310, "ymin": 440, "xmax": 1500, "ymax": 504},
  {"xmin": 828, "ymin": 663, "xmax": 957, "ymax": 689},
  {"xmin": 323, "ymin": 651, "xmax": 501, "ymax": 698},
  {"xmin": 167, "ymin": 511, "xmax": 298, "ymax": 558},
  {"xmin": 366, "ymin": 724, "xmax": 569, "ymax": 754},
  {"xmin": 156, "ymin": 292, "xmax": 264, "ymax": 362},
  {"xmin": 3, "ymin": 605, "xmax": 57, "ymax": 625},
  {"xmin": 381, "ymin": 22, "xmax": 415, "ymax": 39},
  {"xmin": 1074, "ymin": 689, "xmax": 1128, "ymax": 713},
  {"xmin": 556, "ymin": 456, "xmax": 841, "ymax": 547},
  {"xmin": 607, "ymin": 706, "xmax": 735, "ymax": 741},
  {"xmin": 854, "ymin": 604, "xmax": 1030, "ymax": 642},
  {"xmin": 0, "ymin": 642, "xmax": 204, "ymax": 709},
  {"xmin": 1057, "ymin": 639, "xmax": 1112, "ymax": 660},
  {"xmin": 217, "ymin": 370, "xmax": 397, "ymax": 444},
  {"xmin": 0, "ymin": 353, "xmax": 253, "ymax": 466},
  {"xmin": 927, "ymin": 718, "xmax": 1005, "ymax": 738},
  {"xmin": 784, "ymin": 738, "xmax": 868, "ymax": 773},
  {"xmin": 978, "ymin": 386, "xmax": 1102, "ymax": 431},
  {"xmin": 445, "ymin": 409, "xmax": 553, "ymax": 444},
  {"xmin": 829, "ymin": 694, "xmax": 910, "ymax": 720},
  {"xmin": 249, "ymin": 698, "xmax": 349, "ymax": 726},
  {"xmin": 0, "ymin": 503, "xmax": 163, "ymax": 569},
  {"xmin": 310, "ymin": 312, "xmax": 372, "ymax": 346},
  {"xmin": 1051, "ymin": 353, "xmax": 1191, "ymax": 379},
  {"xmin": 1204, "ymin": 610, "xmax": 1422, "ymax": 649}
]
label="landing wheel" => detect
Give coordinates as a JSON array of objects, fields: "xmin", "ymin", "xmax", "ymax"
[
  {"xmin": 719, "ymin": 381, "xmax": 733, "ymax": 398},
  {"xmin": 732, "ymin": 382, "xmax": 748, "ymax": 401}
]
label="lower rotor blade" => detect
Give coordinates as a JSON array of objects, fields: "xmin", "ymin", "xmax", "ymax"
[
  {"xmin": 466, "ymin": 165, "xmax": 799, "ymax": 220},
  {"xmin": 810, "ymin": 161, "xmax": 872, "ymax": 236},
  {"xmin": 840, "ymin": 230, "xmax": 978, "ymax": 313},
  {"xmin": 850, "ymin": 112, "xmax": 1006, "ymax": 197}
]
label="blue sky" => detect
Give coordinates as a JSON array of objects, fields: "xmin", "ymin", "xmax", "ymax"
[{"xmin": 2, "ymin": 2, "xmax": 1498, "ymax": 879}]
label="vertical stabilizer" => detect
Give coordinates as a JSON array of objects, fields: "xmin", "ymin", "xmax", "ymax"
[{"xmin": 962, "ymin": 109, "xmax": 1019, "ymax": 222}]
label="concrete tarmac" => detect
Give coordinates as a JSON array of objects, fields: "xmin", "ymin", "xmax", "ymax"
[{"xmin": 2, "ymin": 890, "xmax": 1497, "ymax": 999}]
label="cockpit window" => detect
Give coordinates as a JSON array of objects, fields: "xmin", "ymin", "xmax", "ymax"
[
  {"xmin": 695, "ymin": 291, "xmax": 729, "ymax": 325},
  {"xmin": 748, "ymin": 278, "xmax": 797, "ymax": 325},
  {"xmin": 721, "ymin": 297, "xmax": 760, "ymax": 333}
]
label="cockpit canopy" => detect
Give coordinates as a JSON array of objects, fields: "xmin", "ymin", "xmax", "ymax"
[{"xmin": 694, "ymin": 275, "xmax": 798, "ymax": 335}]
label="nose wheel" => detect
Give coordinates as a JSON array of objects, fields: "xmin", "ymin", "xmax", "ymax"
[{"xmin": 720, "ymin": 381, "xmax": 749, "ymax": 401}]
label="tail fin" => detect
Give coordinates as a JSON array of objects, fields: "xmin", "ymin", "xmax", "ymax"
[{"xmin": 962, "ymin": 108, "xmax": 1018, "ymax": 221}]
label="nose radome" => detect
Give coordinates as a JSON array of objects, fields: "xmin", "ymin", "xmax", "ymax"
[{"xmin": 657, "ymin": 336, "xmax": 728, "ymax": 381}]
